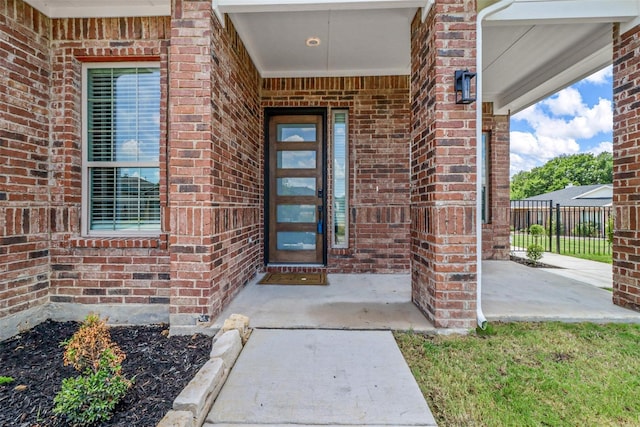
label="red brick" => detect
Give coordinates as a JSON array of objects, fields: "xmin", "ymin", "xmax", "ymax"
[{"xmin": 613, "ymin": 23, "xmax": 640, "ymax": 311}]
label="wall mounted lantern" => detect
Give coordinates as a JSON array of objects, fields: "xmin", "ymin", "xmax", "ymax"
[{"xmin": 454, "ymin": 69, "xmax": 477, "ymax": 104}]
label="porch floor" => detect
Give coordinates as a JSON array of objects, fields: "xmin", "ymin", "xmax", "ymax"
[
  {"xmin": 483, "ymin": 260, "xmax": 640, "ymax": 323},
  {"xmin": 211, "ymin": 273, "xmax": 435, "ymax": 331},
  {"xmin": 212, "ymin": 258, "xmax": 640, "ymax": 332}
]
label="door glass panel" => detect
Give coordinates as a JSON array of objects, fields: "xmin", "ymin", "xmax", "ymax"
[
  {"xmin": 277, "ymin": 151, "xmax": 316, "ymax": 169},
  {"xmin": 277, "ymin": 205, "xmax": 316, "ymax": 223},
  {"xmin": 277, "ymin": 178, "xmax": 316, "ymax": 196},
  {"xmin": 277, "ymin": 232, "xmax": 316, "ymax": 251},
  {"xmin": 277, "ymin": 124, "xmax": 316, "ymax": 142}
]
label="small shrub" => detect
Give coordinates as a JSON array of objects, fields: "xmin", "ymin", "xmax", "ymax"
[
  {"xmin": 546, "ymin": 220, "xmax": 564, "ymax": 236},
  {"xmin": 573, "ymin": 221, "xmax": 599, "ymax": 237},
  {"xmin": 62, "ymin": 313, "xmax": 125, "ymax": 373},
  {"xmin": 527, "ymin": 243, "xmax": 544, "ymax": 265},
  {"xmin": 606, "ymin": 215, "xmax": 614, "ymax": 246},
  {"xmin": 0, "ymin": 376, "xmax": 14, "ymax": 385},
  {"xmin": 529, "ymin": 224, "xmax": 546, "ymax": 239},
  {"xmin": 54, "ymin": 353, "xmax": 130, "ymax": 426},
  {"xmin": 54, "ymin": 315, "xmax": 131, "ymax": 426}
]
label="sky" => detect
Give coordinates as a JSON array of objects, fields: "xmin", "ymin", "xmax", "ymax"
[{"xmin": 509, "ymin": 65, "xmax": 613, "ymax": 177}]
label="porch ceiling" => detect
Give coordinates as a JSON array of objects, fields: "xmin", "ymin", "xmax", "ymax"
[
  {"xmin": 226, "ymin": 7, "xmax": 418, "ymax": 77},
  {"xmin": 23, "ymin": 0, "xmax": 640, "ymax": 115}
]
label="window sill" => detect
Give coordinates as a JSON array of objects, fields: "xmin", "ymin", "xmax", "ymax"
[{"xmin": 70, "ymin": 234, "xmax": 167, "ymax": 249}]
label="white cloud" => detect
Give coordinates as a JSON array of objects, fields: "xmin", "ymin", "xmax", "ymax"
[
  {"xmin": 543, "ymin": 87, "xmax": 583, "ymax": 116},
  {"xmin": 510, "ymin": 87, "xmax": 612, "ymax": 176},
  {"xmin": 583, "ymin": 65, "xmax": 613, "ymax": 85},
  {"xmin": 510, "ymin": 152, "xmax": 538, "ymax": 177},
  {"xmin": 120, "ymin": 139, "xmax": 140, "ymax": 160},
  {"xmin": 588, "ymin": 141, "xmax": 613, "ymax": 155},
  {"xmin": 510, "ymin": 130, "xmax": 580, "ymax": 160}
]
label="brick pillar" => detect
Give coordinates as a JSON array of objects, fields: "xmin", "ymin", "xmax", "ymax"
[
  {"xmin": 482, "ymin": 102, "xmax": 511, "ymax": 260},
  {"xmin": 612, "ymin": 23, "xmax": 640, "ymax": 312},
  {"xmin": 168, "ymin": 0, "xmax": 216, "ymax": 326},
  {"xmin": 410, "ymin": 1, "xmax": 478, "ymax": 328}
]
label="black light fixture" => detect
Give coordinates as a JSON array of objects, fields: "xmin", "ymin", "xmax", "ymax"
[{"xmin": 454, "ymin": 69, "xmax": 477, "ymax": 104}]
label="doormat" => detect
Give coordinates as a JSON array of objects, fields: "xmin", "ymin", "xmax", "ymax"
[{"xmin": 258, "ymin": 272, "xmax": 328, "ymax": 286}]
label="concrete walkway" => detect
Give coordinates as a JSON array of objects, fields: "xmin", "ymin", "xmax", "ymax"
[
  {"xmin": 203, "ymin": 255, "xmax": 640, "ymax": 427},
  {"xmin": 204, "ymin": 329, "xmax": 437, "ymax": 427},
  {"xmin": 483, "ymin": 259, "xmax": 640, "ymax": 323},
  {"xmin": 511, "ymin": 249, "xmax": 613, "ymax": 288}
]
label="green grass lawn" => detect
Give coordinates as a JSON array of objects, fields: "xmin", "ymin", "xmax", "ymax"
[
  {"xmin": 396, "ymin": 322, "xmax": 640, "ymax": 426},
  {"xmin": 511, "ymin": 232, "xmax": 612, "ymax": 264}
]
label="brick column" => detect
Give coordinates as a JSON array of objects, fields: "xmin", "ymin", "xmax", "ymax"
[
  {"xmin": 482, "ymin": 102, "xmax": 511, "ymax": 260},
  {"xmin": 410, "ymin": 1, "xmax": 478, "ymax": 328},
  {"xmin": 612, "ymin": 23, "xmax": 640, "ymax": 312},
  {"xmin": 168, "ymin": 0, "xmax": 216, "ymax": 326}
]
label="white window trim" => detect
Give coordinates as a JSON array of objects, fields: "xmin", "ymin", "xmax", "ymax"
[
  {"xmin": 81, "ymin": 61, "xmax": 161, "ymax": 237},
  {"xmin": 332, "ymin": 109, "xmax": 349, "ymax": 249}
]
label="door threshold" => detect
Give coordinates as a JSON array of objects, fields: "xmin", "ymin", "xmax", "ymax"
[{"xmin": 266, "ymin": 264, "xmax": 326, "ymax": 268}]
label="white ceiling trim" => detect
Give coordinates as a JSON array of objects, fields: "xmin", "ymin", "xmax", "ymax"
[
  {"xmin": 260, "ymin": 67, "xmax": 411, "ymax": 78},
  {"xmin": 492, "ymin": 43, "xmax": 611, "ymax": 115},
  {"xmin": 421, "ymin": 0, "xmax": 434, "ymax": 22},
  {"xmin": 216, "ymin": 0, "xmax": 424, "ymax": 13},
  {"xmin": 24, "ymin": 0, "xmax": 170, "ymax": 18},
  {"xmin": 485, "ymin": 0, "xmax": 639, "ymax": 26}
]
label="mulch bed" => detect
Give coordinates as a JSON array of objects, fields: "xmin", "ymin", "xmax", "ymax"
[
  {"xmin": 510, "ymin": 254, "xmax": 560, "ymax": 269},
  {"xmin": 0, "ymin": 320, "xmax": 212, "ymax": 426}
]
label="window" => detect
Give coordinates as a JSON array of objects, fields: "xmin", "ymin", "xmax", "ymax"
[
  {"xmin": 332, "ymin": 110, "xmax": 348, "ymax": 248},
  {"xmin": 82, "ymin": 63, "xmax": 161, "ymax": 235},
  {"xmin": 481, "ymin": 131, "xmax": 490, "ymax": 224}
]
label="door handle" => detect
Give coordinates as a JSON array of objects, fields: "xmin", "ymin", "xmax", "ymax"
[{"xmin": 317, "ymin": 205, "xmax": 323, "ymax": 234}]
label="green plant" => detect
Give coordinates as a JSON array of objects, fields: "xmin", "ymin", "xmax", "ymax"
[
  {"xmin": 61, "ymin": 314, "xmax": 125, "ymax": 373},
  {"xmin": 54, "ymin": 315, "xmax": 131, "ymax": 426},
  {"xmin": 54, "ymin": 352, "xmax": 130, "ymax": 426},
  {"xmin": 526, "ymin": 224, "xmax": 546, "ymax": 265},
  {"xmin": 573, "ymin": 221, "xmax": 599, "ymax": 237},
  {"xmin": 546, "ymin": 219, "xmax": 564, "ymax": 235},
  {"xmin": 529, "ymin": 224, "xmax": 546, "ymax": 238},
  {"xmin": 606, "ymin": 215, "xmax": 614, "ymax": 246},
  {"xmin": 0, "ymin": 376, "xmax": 14, "ymax": 385},
  {"xmin": 527, "ymin": 243, "xmax": 544, "ymax": 265}
]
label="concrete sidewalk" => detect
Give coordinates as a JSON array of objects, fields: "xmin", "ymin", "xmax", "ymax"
[
  {"xmin": 510, "ymin": 249, "xmax": 612, "ymax": 288},
  {"xmin": 204, "ymin": 329, "xmax": 437, "ymax": 427},
  {"xmin": 483, "ymin": 260, "xmax": 640, "ymax": 323}
]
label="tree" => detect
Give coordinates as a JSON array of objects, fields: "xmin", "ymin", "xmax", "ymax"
[{"xmin": 510, "ymin": 152, "xmax": 612, "ymax": 199}]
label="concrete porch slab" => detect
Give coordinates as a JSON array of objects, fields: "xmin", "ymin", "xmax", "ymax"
[
  {"xmin": 482, "ymin": 260, "xmax": 640, "ymax": 323},
  {"xmin": 204, "ymin": 329, "xmax": 437, "ymax": 426},
  {"xmin": 211, "ymin": 274, "xmax": 435, "ymax": 332}
]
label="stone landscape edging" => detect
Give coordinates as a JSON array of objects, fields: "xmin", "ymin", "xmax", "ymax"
[{"xmin": 157, "ymin": 314, "xmax": 250, "ymax": 427}]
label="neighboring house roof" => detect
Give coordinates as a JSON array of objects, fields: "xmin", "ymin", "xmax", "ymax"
[{"xmin": 514, "ymin": 184, "xmax": 612, "ymax": 207}]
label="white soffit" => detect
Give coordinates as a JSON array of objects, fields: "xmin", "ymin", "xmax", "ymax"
[
  {"xmin": 484, "ymin": 0, "xmax": 640, "ymax": 26},
  {"xmin": 24, "ymin": 0, "xmax": 170, "ymax": 18},
  {"xmin": 483, "ymin": 0, "xmax": 640, "ymax": 115},
  {"xmin": 228, "ymin": 7, "xmax": 417, "ymax": 77}
]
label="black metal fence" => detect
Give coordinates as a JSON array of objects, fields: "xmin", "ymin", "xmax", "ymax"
[{"xmin": 510, "ymin": 199, "xmax": 613, "ymax": 255}]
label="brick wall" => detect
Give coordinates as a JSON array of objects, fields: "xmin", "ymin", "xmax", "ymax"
[
  {"xmin": 48, "ymin": 16, "xmax": 172, "ymax": 308},
  {"xmin": 262, "ymin": 76, "xmax": 411, "ymax": 273},
  {"xmin": 612, "ymin": 23, "xmax": 640, "ymax": 311},
  {"xmin": 482, "ymin": 102, "xmax": 511, "ymax": 260},
  {"xmin": 168, "ymin": 1, "xmax": 262, "ymax": 326},
  {"xmin": 410, "ymin": 2, "xmax": 478, "ymax": 328},
  {"xmin": 0, "ymin": 1, "xmax": 51, "ymax": 322}
]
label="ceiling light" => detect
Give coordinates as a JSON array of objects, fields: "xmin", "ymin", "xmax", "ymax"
[{"xmin": 306, "ymin": 37, "xmax": 321, "ymax": 47}]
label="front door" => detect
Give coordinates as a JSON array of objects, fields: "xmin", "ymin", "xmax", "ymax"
[{"xmin": 267, "ymin": 113, "xmax": 325, "ymax": 264}]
